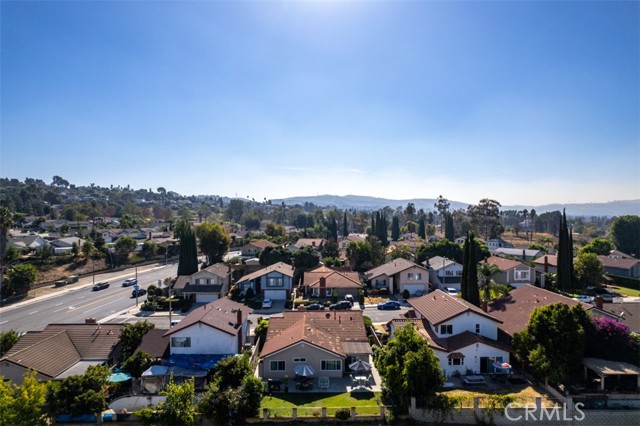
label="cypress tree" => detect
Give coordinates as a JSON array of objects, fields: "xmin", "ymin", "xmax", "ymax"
[
  {"xmin": 370, "ymin": 213, "xmax": 375, "ymax": 236},
  {"xmin": 418, "ymin": 216, "xmax": 426, "ymax": 239},
  {"xmin": 178, "ymin": 225, "xmax": 198, "ymax": 276},
  {"xmin": 343, "ymin": 211, "xmax": 348, "ymax": 237},
  {"xmin": 460, "ymin": 233, "xmax": 469, "ymax": 300},
  {"xmin": 557, "ymin": 209, "xmax": 573, "ymax": 291},
  {"xmin": 329, "ymin": 217, "xmax": 338, "ymax": 241},
  {"xmin": 444, "ymin": 214, "xmax": 455, "ymax": 241},
  {"xmin": 391, "ymin": 216, "xmax": 400, "ymax": 241},
  {"xmin": 461, "ymin": 231, "xmax": 480, "ymax": 306}
]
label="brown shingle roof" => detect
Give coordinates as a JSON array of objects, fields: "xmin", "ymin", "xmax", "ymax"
[
  {"xmin": 163, "ymin": 298, "xmax": 252, "ymax": 337},
  {"xmin": 365, "ymin": 258, "xmax": 427, "ymax": 279},
  {"xmin": 136, "ymin": 328, "xmax": 170, "ymax": 358},
  {"xmin": 237, "ymin": 262, "xmax": 294, "ymax": 283},
  {"xmin": 261, "ymin": 311, "xmax": 369, "ymax": 358},
  {"xmin": 532, "ymin": 255, "xmax": 558, "ymax": 267},
  {"xmin": 245, "ymin": 239, "xmax": 278, "ymax": 250},
  {"xmin": 408, "ymin": 290, "xmax": 501, "ymax": 326},
  {"xmin": 294, "ymin": 238, "xmax": 325, "ymax": 248},
  {"xmin": 599, "ymin": 303, "xmax": 640, "ymax": 334},
  {"xmin": 305, "ymin": 270, "xmax": 362, "ymax": 289},
  {"xmin": 172, "ymin": 276, "xmax": 191, "ymax": 291},
  {"xmin": 484, "ymin": 256, "xmax": 526, "ymax": 271},
  {"xmin": 488, "ymin": 285, "xmax": 588, "ymax": 337},
  {"xmin": 201, "ymin": 262, "xmax": 231, "ymax": 277},
  {"xmin": 2, "ymin": 323, "xmax": 124, "ymax": 378},
  {"xmin": 597, "ymin": 256, "xmax": 640, "ymax": 270}
]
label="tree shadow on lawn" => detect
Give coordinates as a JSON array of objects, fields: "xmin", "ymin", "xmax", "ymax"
[
  {"xmin": 268, "ymin": 391, "xmax": 377, "ymax": 405},
  {"xmin": 349, "ymin": 390, "xmax": 376, "ymax": 400}
]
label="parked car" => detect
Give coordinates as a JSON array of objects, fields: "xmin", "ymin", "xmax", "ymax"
[
  {"xmin": 415, "ymin": 289, "xmax": 427, "ymax": 297},
  {"xmin": 92, "ymin": 281, "xmax": 110, "ymax": 291},
  {"xmin": 597, "ymin": 293, "xmax": 616, "ymax": 303},
  {"xmin": 573, "ymin": 295, "xmax": 594, "ymax": 303},
  {"xmin": 262, "ymin": 298, "xmax": 273, "ymax": 309},
  {"xmin": 122, "ymin": 278, "xmax": 138, "ymax": 287},
  {"xmin": 329, "ymin": 300, "xmax": 353, "ymax": 310},
  {"xmin": 306, "ymin": 303, "xmax": 325, "ymax": 311},
  {"xmin": 444, "ymin": 287, "xmax": 459, "ymax": 296},
  {"xmin": 132, "ymin": 288, "xmax": 147, "ymax": 297},
  {"xmin": 377, "ymin": 300, "xmax": 401, "ymax": 310}
]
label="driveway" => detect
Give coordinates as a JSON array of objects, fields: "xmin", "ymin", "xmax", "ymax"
[{"xmin": 253, "ymin": 299, "xmax": 287, "ymax": 315}]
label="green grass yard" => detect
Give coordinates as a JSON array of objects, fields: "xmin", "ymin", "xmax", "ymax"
[
  {"xmin": 609, "ymin": 285, "xmax": 640, "ymax": 298},
  {"xmin": 261, "ymin": 391, "xmax": 383, "ymax": 418}
]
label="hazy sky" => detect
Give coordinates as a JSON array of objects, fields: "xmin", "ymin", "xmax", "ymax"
[{"xmin": 2, "ymin": 1, "xmax": 638, "ymax": 206}]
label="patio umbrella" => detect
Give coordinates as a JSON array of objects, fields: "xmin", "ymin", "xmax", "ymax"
[
  {"xmin": 294, "ymin": 364, "xmax": 315, "ymax": 377},
  {"xmin": 348, "ymin": 359, "xmax": 372, "ymax": 373},
  {"xmin": 108, "ymin": 372, "xmax": 132, "ymax": 383}
]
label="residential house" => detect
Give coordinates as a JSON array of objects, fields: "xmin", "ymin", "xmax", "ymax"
[
  {"xmin": 49, "ymin": 237, "xmax": 87, "ymax": 254},
  {"xmin": 101, "ymin": 229, "xmax": 125, "ymax": 243},
  {"xmin": 172, "ymin": 276, "xmax": 190, "ymax": 298},
  {"xmin": 259, "ymin": 311, "xmax": 371, "ymax": 380},
  {"xmin": 600, "ymin": 303, "xmax": 640, "ymax": 334},
  {"xmin": 483, "ymin": 256, "xmax": 535, "ymax": 288},
  {"xmin": 493, "ymin": 248, "xmax": 544, "ymax": 262},
  {"xmin": 338, "ymin": 234, "xmax": 366, "ymax": 250},
  {"xmin": 426, "ymin": 256, "xmax": 463, "ymax": 290},
  {"xmin": 183, "ymin": 263, "xmax": 232, "ymax": 303},
  {"xmin": 0, "ymin": 323, "xmax": 124, "ymax": 385},
  {"xmin": 486, "ymin": 238, "xmax": 514, "ymax": 252},
  {"xmin": 427, "ymin": 235, "xmax": 442, "ymax": 243},
  {"xmin": 597, "ymin": 254, "xmax": 640, "ymax": 279},
  {"xmin": 136, "ymin": 328, "xmax": 170, "ymax": 360},
  {"xmin": 532, "ymin": 255, "xmax": 558, "ymax": 275},
  {"xmin": 241, "ymin": 239, "xmax": 278, "ymax": 257},
  {"xmin": 8, "ymin": 234, "xmax": 48, "ymax": 252},
  {"xmin": 163, "ymin": 298, "xmax": 253, "ymax": 356},
  {"xmin": 488, "ymin": 285, "xmax": 604, "ymax": 345},
  {"xmin": 454, "ymin": 237, "xmax": 466, "ymax": 245},
  {"xmin": 389, "ymin": 240, "xmax": 422, "ymax": 255},
  {"xmin": 399, "ymin": 290, "xmax": 510, "ymax": 376},
  {"xmin": 365, "ymin": 258, "xmax": 430, "ymax": 295},
  {"xmin": 235, "ymin": 262, "xmax": 295, "ymax": 300},
  {"xmin": 291, "ymin": 238, "xmax": 326, "ymax": 252},
  {"xmin": 304, "ymin": 266, "xmax": 362, "ymax": 299}
]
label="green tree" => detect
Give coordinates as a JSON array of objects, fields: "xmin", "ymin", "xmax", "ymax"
[
  {"xmin": 225, "ymin": 199, "xmax": 245, "ymax": 223},
  {"xmin": 158, "ymin": 376, "xmax": 196, "ymax": 426},
  {"xmin": 49, "ymin": 365, "xmax": 109, "ymax": 419},
  {"xmin": 512, "ymin": 303, "xmax": 586, "ymax": 385},
  {"xmin": 342, "ymin": 211, "xmax": 348, "ymax": 237},
  {"xmin": 13, "ymin": 370, "xmax": 48, "ymax": 426},
  {"xmin": 140, "ymin": 241, "xmax": 158, "ymax": 260},
  {"xmin": 390, "ymin": 244, "xmax": 412, "ymax": 260},
  {"xmin": 0, "ymin": 377, "xmax": 16, "ymax": 426},
  {"xmin": 557, "ymin": 209, "xmax": 574, "ymax": 291},
  {"xmin": 177, "ymin": 224, "xmax": 198, "ymax": 276},
  {"xmin": 121, "ymin": 350, "xmax": 154, "ymax": 378},
  {"xmin": 0, "ymin": 206, "xmax": 13, "ymax": 295},
  {"xmin": 417, "ymin": 215, "xmax": 426, "ymax": 239},
  {"xmin": 461, "ymin": 232, "xmax": 480, "ymax": 306},
  {"xmin": 258, "ymin": 246, "xmax": 291, "ymax": 266},
  {"xmin": 292, "ymin": 246, "xmax": 320, "ymax": 285},
  {"xmin": 468, "ymin": 199, "xmax": 503, "ymax": 240},
  {"xmin": 574, "ymin": 252, "xmax": 604, "ymax": 288},
  {"xmin": 578, "ymin": 238, "xmax": 614, "ymax": 256},
  {"xmin": 609, "ymin": 215, "xmax": 640, "ymax": 256},
  {"xmin": 346, "ymin": 240, "xmax": 373, "ymax": 272},
  {"xmin": 0, "ymin": 329, "xmax": 20, "ymax": 357},
  {"xmin": 477, "ymin": 263, "xmax": 507, "ymax": 301},
  {"xmin": 82, "ymin": 240, "xmax": 94, "ymax": 261},
  {"xmin": 321, "ymin": 240, "xmax": 339, "ymax": 259},
  {"xmin": 115, "ymin": 236, "xmax": 137, "ymax": 255},
  {"xmin": 4, "ymin": 264, "xmax": 38, "ymax": 297},
  {"xmin": 264, "ymin": 222, "xmax": 286, "ymax": 239},
  {"xmin": 120, "ymin": 320, "xmax": 155, "ymax": 360},
  {"xmin": 375, "ymin": 324, "xmax": 443, "ymax": 412},
  {"xmin": 444, "ymin": 213, "xmax": 455, "ymax": 241},
  {"xmin": 195, "ymin": 222, "xmax": 230, "ymax": 264},
  {"xmin": 416, "ymin": 239, "xmax": 464, "ymax": 264},
  {"xmin": 391, "ymin": 216, "xmax": 401, "ymax": 241}
]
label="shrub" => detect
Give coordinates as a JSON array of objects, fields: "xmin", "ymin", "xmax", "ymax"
[
  {"xmin": 245, "ymin": 287, "xmax": 255, "ymax": 300},
  {"xmin": 379, "ymin": 288, "xmax": 389, "ymax": 295},
  {"xmin": 181, "ymin": 298, "xmax": 194, "ymax": 313},
  {"xmin": 402, "ymin": 289, "xmax": 410, "ymax": 300},
  {"xmin": 331, "ymin": 293, "xmax": 338, "ymax": 303},
  {"xmin": 358, "ymin": 289, "xmax": 365, "ymax": 304},
  {"xmin": 335, "ymin": 408, "xmax": 351, "ymax": 420}
]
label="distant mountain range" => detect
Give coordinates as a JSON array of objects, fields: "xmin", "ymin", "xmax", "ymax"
[{"xmin": 271, "ymin": 194, "xmax": 640, "ymax": 217}]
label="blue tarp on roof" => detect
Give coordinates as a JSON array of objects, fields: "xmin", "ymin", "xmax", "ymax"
[
  {"xmin": 108, "ymin": 372, "xmax": 132, "ymax": 382},
  {"xmin": 167, "ymin": 354, "xmax": 232, "ymax": 371}
]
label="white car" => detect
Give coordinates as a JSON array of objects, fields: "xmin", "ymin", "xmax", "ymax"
[
  {"xmin": 262, "ymin": 298, "xmax": 273, "ymax": 309},
  {"xmin": 574, "ymin": 295, "xmax": 594, "ymax": 303},
  {"xmin": 445, "ymin": 287, "xmax": 459, "ymax": 296}
]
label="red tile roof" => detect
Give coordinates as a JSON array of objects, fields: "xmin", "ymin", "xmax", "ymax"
[
  {"xmin": 163, "ymin": 298, "xmax": 252, "ymax": 337},
  {"xmin": 261, "ymin": 311, "xmax": 369, "ymax": 358},
  {"xmin": 408, "ymin": 290, "xmax": 501, "ymax": 326}
]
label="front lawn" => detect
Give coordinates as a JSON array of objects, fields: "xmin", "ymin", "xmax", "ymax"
[
  {"xmin": 609, "ymin": 285, "xmax": 640, "ymax": 298},
  {"xmin": 261, "ymin": 391, "xmax": 382, "ymax": 417}
]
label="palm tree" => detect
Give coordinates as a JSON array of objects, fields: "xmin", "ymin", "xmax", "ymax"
[
  {"xmin": 0, "ymin": 207, "xmax": 13, "ymax": 295},
  {"xmin": 477, "ymin": 263, "xmax": 510, "ymax": 301}
]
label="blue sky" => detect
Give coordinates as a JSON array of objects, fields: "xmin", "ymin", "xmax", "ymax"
[{"xmin": 2, "ymin": 1, "xmax": 638, "ymax": 206}]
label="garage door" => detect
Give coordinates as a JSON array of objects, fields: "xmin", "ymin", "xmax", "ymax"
[
  {"xmin": 264, "ymin": 289, "xmax": 287, "ymax": 300},
  {"xmin": 402, "ymin": 284, "xmax": 426, "ymax": 295},
  {"xmin": 196, "ymin": 294, "xmax": 218, "ymax": 303}
]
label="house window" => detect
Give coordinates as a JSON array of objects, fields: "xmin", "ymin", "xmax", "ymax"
[
  {"xmin": 448, "ymin": 358, "xmax": 464, "ymax": 366},
  {"xmin": 293, "ymin": 357, "xmax": 306, "ymax": 363},
  {"xmin": 440, "ymin": 324, "xmax": 453, "ymax": 335},
  {"xmin": 269, "ymin": 360, "xmax": 286, "ymax": 371},
  {"xmin": 407, "ymin": 273, "xmax": 421, "ymax": 281},
  {"xmin": 445, "ymin": 270, "xmax": 454, "ymax": 277},
  {"xmin": 514, "ymin": 270, "xmax": 530, "ymax": 280},
  {"xmin": 375, "ymin": 279, "xmax": 387, "ymax": 288},
  {"xmin": 321, "ymin": 360, "xmax": 342, "ymax": 371},
  {"xmin": 197, "ymin": 278, "xmax": 204, "ymax": 285},
  {"xmin": 267, "ymin": 277, "xmax": 283, "ymax": 287},
  {"xmin": 475, "ymin": 324, "xmax": 480, "ymax": 334},
  {"xmin": 455, "ymin": 271, "xmax": 462, "ymax": 277},
  {"xmin": 171, "ymin": 337, "xmax": 191, "ymax": 348}
]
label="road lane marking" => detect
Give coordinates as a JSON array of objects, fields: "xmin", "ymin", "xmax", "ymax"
[
  {"xmin": 55, "ymin": 302, "xmax": 63, "ymax": 306},
  {"xmin": 28, "ymin": 311, "xmax": 38, "ymax": 315},
  {"xmin": 53, "ymin": 307, "xmax": 69, "ymax": 313},
  {"xmin": 0, "ymin": 321, "xmax": 7, "ymax": 325},
  {"xmin": 84, "ymin": 298, "xmax": 126, "ymax": 314}
]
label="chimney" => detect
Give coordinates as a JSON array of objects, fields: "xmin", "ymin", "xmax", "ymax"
[
  {"xmin": 319, "ymin": 276, "xmax": 326, "ymax": 298},
  {"xmin": 481, "ymin": 300, "xmax": 488, "ymax": 312},
  {"xmin": 85, "ymin": 318, "xmax": 97, "ymax": 324},
  {"xmin": 148, "ymin": 232, "xmax": 152, "ymax": 240},
  {"xmin": 595, "ymin": 296, "xmax": 604, "ymax": 309},
  {"xmin": 236, "ymin": 309, "xmax": 242, "ymax": 325},
  {"xmin": 312, "ymin": 241, "xmax": 316, "ymax": 247},
  {"xmin": 544, "ymin": 256, "xmax": 548, "ymax": 273},
  {"xmin": 522, "ymin": 249, "xmax": 526, "ymax": 261}
]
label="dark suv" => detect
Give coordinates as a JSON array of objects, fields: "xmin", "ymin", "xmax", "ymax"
[
  {"xmin": 329, "ymin": 300, "xmax": 353, "ymax": 310},
  {"xmin": 92, "ymin": 281, "xmax": 110, "ymax": 291},
  {"xmin": 132, "ymin": 288, "xmax": 147, "ymax": 297}
]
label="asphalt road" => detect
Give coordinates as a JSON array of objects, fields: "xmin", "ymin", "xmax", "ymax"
[{"xmin": 0, "ymin": 263, "xmax": 177, "ymax": 333}]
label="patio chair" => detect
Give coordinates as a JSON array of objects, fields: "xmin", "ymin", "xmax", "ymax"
[{"xmin": 318, "ymin": 377, "xmax": 330, "ymax": 389}]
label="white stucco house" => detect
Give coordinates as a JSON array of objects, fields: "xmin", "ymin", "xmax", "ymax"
[
  {"xmin": 426, "ymin": 256, "xmax": 463, "ymax": 290},
  {"xmin": 393, "ymin": 290, "xmax": 510, "ymax": 377},
  {"xmin": 163, "ymin": 298, "xmax": 253, "ymax": 356},
  {"xmin": 183, "ymin": 263, "xmax": 232, "ymax": 303},
  {"xmin": 235, "ymin": 261, "xmax": 295, "ymax": 300}
]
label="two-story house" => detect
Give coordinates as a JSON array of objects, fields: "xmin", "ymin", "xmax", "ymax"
[
  {"xmin": 290, "ymin": 238, "xmax": 326, "ymax": 252},
  {"xmin": 486, "ymin": 238, "xmax": 514, "ymax": 252},
  {"xmin": 396, "ymin": 290, "xmax": 510, "ymax": 377},
  {"xmin": 259, "ymin": 311, "xmax": 371, "ymax": 380},
  {"xmin": 483, "ymin": 256, "xmax": 535, "ymax": 288},
  {"xmin": 183, "ymin": 263, "xmax": 232, "ymax": 303},
  {"xmin": 426, "ymin": 256, "xmax": 463, "ymax": 290},
  {"xmin": 235, "ymin": 261, "xmax": 295, "ymax": 300},
  {"xmin": 493, "ymin": 248, "xmax": 544, "ymax": 262},
  {"xmin": 365, "ymin": 258, "xmax": 430, "ymax": 295},
  {"xmin": 240, "ymin": 239, "xmax": 278, "ymax": 257}
]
